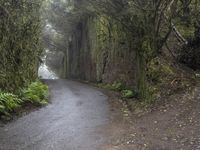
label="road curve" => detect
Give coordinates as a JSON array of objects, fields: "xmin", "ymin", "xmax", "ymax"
[{"xmin": 0, "ymin": 80, "xmax": 110, "ymax": 150}]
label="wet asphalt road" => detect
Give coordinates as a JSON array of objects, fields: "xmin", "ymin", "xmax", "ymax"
[{"xmin": 0, "ymin": 80, "xmax": 109, "ymax": 150}]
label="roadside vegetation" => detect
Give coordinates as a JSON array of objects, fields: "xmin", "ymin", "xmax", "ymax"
[
  {"xmin": 0, "ymin": 0, "xmax": 200, "ymax": 121},
  {"xmin": 0, "ymin": 0, "xmax": 200, "ymax": 149},
  {"xmin": 0, "ymin": 81, "xmax": 48, "ymax": 119},
  {"xmin": 45, "ymin": 0, "xmax": 200, "ymax": 102},
  {"xmin": 0, "ymin": 1, "xmax": 48, "ymax": 120}
]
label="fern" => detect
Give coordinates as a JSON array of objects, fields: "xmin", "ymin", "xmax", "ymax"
[
  {"xmin": 121, "ymin": 90, "xmax": 136, "ymax": 99},
  {"xmin": 0, "ymin": 81, "xmax": 49, "ymax": 117},
  {"xmin": 0, "ymin": 92, "xmax": 23, "ymax": 115},
  {"xmin": 22, "ymin": 81, "xmax": 48, "ymax": 105}
]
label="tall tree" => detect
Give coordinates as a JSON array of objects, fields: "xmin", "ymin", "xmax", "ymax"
[{"xmin": 0, "ymin": 0, "xmax": 43, "ymax": 91}]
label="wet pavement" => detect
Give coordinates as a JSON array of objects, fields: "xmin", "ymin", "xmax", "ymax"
[{"xmin": 0, "ymin": 80, "xmax": 110, "ymax": 150}]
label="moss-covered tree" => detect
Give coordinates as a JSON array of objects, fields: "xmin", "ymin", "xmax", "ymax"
[
  {"xmin": 44, "ymin": 0, "xmax": 200, "ymax": 100},
  {"xmin": 0, "ymin": 0, "xmax": 43, "ymax": 92}
]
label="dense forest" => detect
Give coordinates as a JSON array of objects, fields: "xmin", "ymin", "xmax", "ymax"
[
  {"xmin": 0, "ymin": 0, "xmax": 200, "ymax": 149},
  {"xmin": 0, "ymin": 1, "xmax": 48, "ymax": 117},
  {"xmin": 45, "ymin": 0, "xmax": 200, "ymax": 99},
  {"xmin": 1, "ymin": 0, "xmax": 200, "ymax": 115}
]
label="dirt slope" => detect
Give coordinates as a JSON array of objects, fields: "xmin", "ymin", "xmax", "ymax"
[{"xmin": 103, "ymin": 86, "xmax": 200, "ymax": 150}]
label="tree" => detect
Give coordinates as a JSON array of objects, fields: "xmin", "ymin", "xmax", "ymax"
[
  {"xmin": 0, "ymin": 0, "xmax": 43, "ymax": 92},
  {"xmin": 44, "ymin": 0, "xmax": 200, "ymax": 99}
]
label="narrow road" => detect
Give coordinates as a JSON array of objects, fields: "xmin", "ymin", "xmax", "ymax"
[{"xmin": 0, "ymin": 80, "xmax": 110, "ymax": 150}]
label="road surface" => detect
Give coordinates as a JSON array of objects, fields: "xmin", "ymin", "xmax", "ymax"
[{"xmin": 0, "ymin": 80, "xmax": 110, "ymax": 150}]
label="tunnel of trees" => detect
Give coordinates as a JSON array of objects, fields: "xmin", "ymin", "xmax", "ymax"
[
  {"xmin": 0, "ymin": 0, "xmax": 200, "ymax": 115},
  {"xmin": 44, "ymin": 0, "xmax": 200, "ymax": 99},
  {"xmin": 0, "ymin": 1, "xmax": 200, "ymax": 149}
]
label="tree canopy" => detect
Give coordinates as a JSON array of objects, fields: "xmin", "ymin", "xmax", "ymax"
[{"xmin": 44, "ymin": 0, "xmax": 200, "ymax": 98}]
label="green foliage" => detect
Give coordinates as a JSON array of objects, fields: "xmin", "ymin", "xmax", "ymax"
[
  {"xmin": 98, "ymin": 81, "xmax": 139, "ymax": 99},
  {"xmin": 121, "ymin": 90, "xmax": 136, "ymax": 99},
  {"xmin": 0, "ymin": 0, "xmax": 43, "ymax": 92},
  {"xmin": 22, "ymin": 81, "xmax": 48, "ymax": 105},
  {"xmin": 98, "ymin": 83, "xmax": 113, "ymax": 90},
  {"xmin": 46, "ymin": 0, "xmax": 200, "ymax": 102},
  {"xmin": 0, "ymin": 81, "xmax": 48, "ymax": 117},
  {"xmin": 147, "ymin": 57, "xmax": 174, "ymax": 84},
  {"xmin": 176, "ymin": 23, "xmax": 195, "ymax": 39},
  {"xmin": 111, "ymin": 82, "xmax": 123, "ymax": 91},
  {"xmin": 0, "ymin": 92, "xmax": 22, "ymax": 115},
  {"xmin": 98, "ymin": 81, "xmax": 123, "ymax": 91}
]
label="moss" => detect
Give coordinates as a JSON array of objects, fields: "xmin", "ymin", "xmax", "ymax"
[
  {"xmin": 176, "ymin": 23, "xmax": 195, "ymax": 39},
  {"xmin": 0, "ymin": 0, "xmax": 43, "ymax": 92},
  {"xmin": 92, "ymin": 15, "xmax": 135, "ymax": 83},
  {"xmin": 147, "ymin": 57, "xmax": 175, "ymax": 84}
]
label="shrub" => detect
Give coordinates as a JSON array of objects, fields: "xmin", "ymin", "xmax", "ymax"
[
  {"xmin": 111, "ymin": 82, "xmax": 123, "ymax": 91},
  {"xmin": 121, "ymin": 90, "xmax": 136, "ymax": 98},
  {"xmin": 147, "ymin": 57, "xmax": 174, "ymax": 84},
  {"xmin": 0, "ymin": 92, "xmax": 23, "ymax": 115},
  {"xmin": 22, "ymin": 81, "xmax": 49, "ymax": 105},
  {"xmin": 0, "ymin": 81, "xmax": 49, "ymax": 118},
  {"xmin": 98, "ymin": 81, "xmax": 124, "ymax": 91}
]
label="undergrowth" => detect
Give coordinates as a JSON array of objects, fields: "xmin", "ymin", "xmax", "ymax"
[
  {"xmin": 0, "ymin": 81, "xmax": 48, "ymax": 118},
  {"xmin": 0, "ymin": 93, "xmax": 23, "ymax": 116},
  {"xmin": 21, "ymin": 81, "xmax": 49, "ymax": 106},
  {"xmin": 98, "ymin": 57, "xmax": 197, "ymax": 112},
  {"xmin": 98, "ymin": 81, "xmax": 137, "ymax": 99}
]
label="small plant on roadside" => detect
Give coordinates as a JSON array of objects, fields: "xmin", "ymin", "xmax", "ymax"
[
  {"xmin": 98, "ymin": 83, "xmax": 113, "ymax": 90},
  {"xmin": 21, "ymin": 81, "xmax": 49, "ymax": 106},
  {"xmin": 0, "ymin": 92, "xmax": 23, "ymax": 116},
  {"xmin": 121, "ymin": 90, "xmax": 137, "ymax": 99},
  {"xmin": 98, "ymin": 81, "xmax": 124, "ymax": 91},
  {"xmin": 111, "ymin": 81, "xmax": 123, "ymax": 91},
  {"xmin": 0, "ymin": 81, "xmax": 49, "ymax": 119}
]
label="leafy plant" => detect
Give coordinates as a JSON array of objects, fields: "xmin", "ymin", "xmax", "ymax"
[
  {"xmin": 0, "ymin": 81, "xmax": 49, "ymax": 118},
  {"xmin": 0, "ymin": 92, "xmax": 23, "ymax": 115},
  {"xmin": 121, "ymin": 90, "xmax": 136, "ymax": 99},
  {"xmin": 98, "ymin": 81, "xmax": 124, "ymax": 91},
  {"xmin": 111, "ymin": 82, "xmax": 123, "ymax": 91},
  {"xmin": 0, "ymin": 0, "xmax": 43, "ymax": 92},
  {"xmin": 22, "ymin": 81, "xmax": 48, "ymax": 105}
]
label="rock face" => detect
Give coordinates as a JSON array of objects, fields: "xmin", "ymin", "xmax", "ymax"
[{"xmin": 65, "ymin": 16, "xmax": 137, "ymax": 86}]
